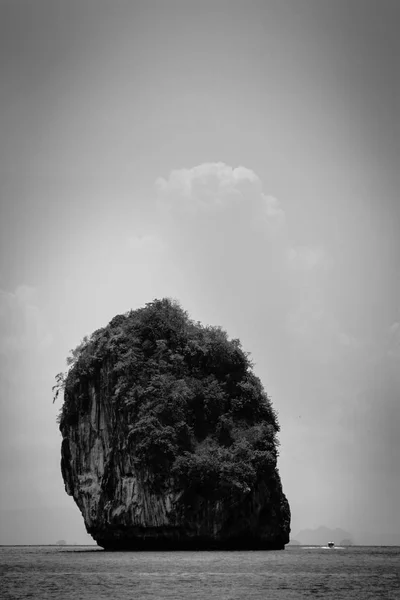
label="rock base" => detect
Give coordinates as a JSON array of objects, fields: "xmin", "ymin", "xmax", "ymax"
[{"xmin": 93, "ymin": 533, "xmax": 286, "ymax": 551}]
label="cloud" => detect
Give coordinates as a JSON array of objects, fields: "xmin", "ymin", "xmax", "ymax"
[
  {"xmin": 262, "ymin": 194, "xmax": 286, "ymax": 225},
  {"xmin": 153, "ymin": 161, "xmax": 358, "ymax": 373},
  {"xmin": 154, "ymin": 164, "xmax": 292, "ymax": 343},
  {"xmin": 155, "ymin": 161, "xmax": 287, "ymax": 257},
  {"xmin": 155, "ymin": 162, "xmax": 261, "ymax": 209},
  {"xmin": 155, "ymin": 162, "xmax": 285, "ymax": 231},
  {"xmin": 0, "ymin": 285, "xmax": 53, "ymax": 356}
]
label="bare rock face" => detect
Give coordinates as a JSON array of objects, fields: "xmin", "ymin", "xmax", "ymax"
[{"xmin": 59, "ymin": 299, "xmax": 290, "ymax": 550}]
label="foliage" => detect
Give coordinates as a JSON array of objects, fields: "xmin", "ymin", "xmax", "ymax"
[{"xmin": 56, "ymin": 298, "xmax": 281, "ymax": 495}]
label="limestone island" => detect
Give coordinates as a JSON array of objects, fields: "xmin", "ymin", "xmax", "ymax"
[{"xmin": 56, "ymin": 298, "xmax": 290, "ymax": 550}]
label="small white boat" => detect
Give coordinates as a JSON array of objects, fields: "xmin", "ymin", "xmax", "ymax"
[{"xmin": 327, "ymin": 541, "xmax": 335, "ymax": 548}]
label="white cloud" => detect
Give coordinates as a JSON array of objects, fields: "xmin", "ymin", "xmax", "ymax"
[
  {"xmin": 152, "ymin": 162, "xmax": 292, "ymax": 333},
  {"xmin": 154, "ymin": 161, "xmax": 357, "ymax": 367},
  {"xmin": 155, "ymin": 162, "xmax": 260, "ymax": 199},
  {"xmin": 155, "ymin": 162, "xmax": 273, "ymax": 217}
]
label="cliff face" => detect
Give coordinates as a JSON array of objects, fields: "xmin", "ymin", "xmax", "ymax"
[{"xmin": 59, "ymin": 299, "xmax": 290, "ymax": 550}]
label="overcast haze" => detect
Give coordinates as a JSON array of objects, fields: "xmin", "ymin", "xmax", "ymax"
[{"xmin": 0, "ymin": 0, "xmax": 399, "ymax": 545}]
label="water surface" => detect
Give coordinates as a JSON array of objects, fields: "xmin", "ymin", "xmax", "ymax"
[{"xmin": 1, "ymin": 545, "xmax": 400, "ymax": 599}]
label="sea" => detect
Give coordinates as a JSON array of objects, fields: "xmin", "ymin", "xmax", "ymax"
[{"xmin": 1, "ymin": 545, "xmax": 399, "ymax": 599}]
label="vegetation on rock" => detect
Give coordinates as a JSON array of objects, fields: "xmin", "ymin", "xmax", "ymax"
[{"xmin": 56, "ymin": 298, "xmax": 282, "ymax": 506}]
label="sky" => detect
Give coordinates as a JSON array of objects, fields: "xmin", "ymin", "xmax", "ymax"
[{"xmin": 0, "ymin": 0, "xmax": 399, "ymax": 545}]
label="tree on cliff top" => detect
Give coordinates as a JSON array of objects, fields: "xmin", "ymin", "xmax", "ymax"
[{"xmin": 55, "ymin": 298, "xmax": 281, "ymax": 498}]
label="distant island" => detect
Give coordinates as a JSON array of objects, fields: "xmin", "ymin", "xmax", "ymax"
[
  {"xmin": 290, "ymin": 527, "xmax": 400, "ymax": 547},
  {"xmin": 294, "ymin": 526, "xmax": 354, "ymax": 546},
  {"xmin": 56, "ymin": 298, "xmax": 291, "ymax": 550}
]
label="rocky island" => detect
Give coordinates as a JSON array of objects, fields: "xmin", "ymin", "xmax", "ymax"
[{"xmin": 56, "ymin": 298, "xmax": 290, "ymax": 550}]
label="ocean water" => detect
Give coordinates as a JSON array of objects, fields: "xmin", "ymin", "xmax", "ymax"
[{"xmin": 1, "ymin": 545, "xmax": 399, "ymax": 599}]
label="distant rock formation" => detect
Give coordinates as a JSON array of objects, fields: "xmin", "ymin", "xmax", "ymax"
[
  {"xmin": 354, "ymin": 531, "xmax": 400, "ymax": 546},
  {"xmin": 58, "ymin": 299, "xmax": 290, "ymax": 550},
  {"xmin": 295, "ymin": 526, "xmax": 353, "ymax": 546},
  {"xmin": 286, "ymin": 539, "xmax": 301, "ymax": 545},
  {"xmin": 56, "ymin": 539, "xmax": 66, "ymax": 546},
  {"xmin": 339, "ymin": 538, "xmax": 353, "ymax": 546}
]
